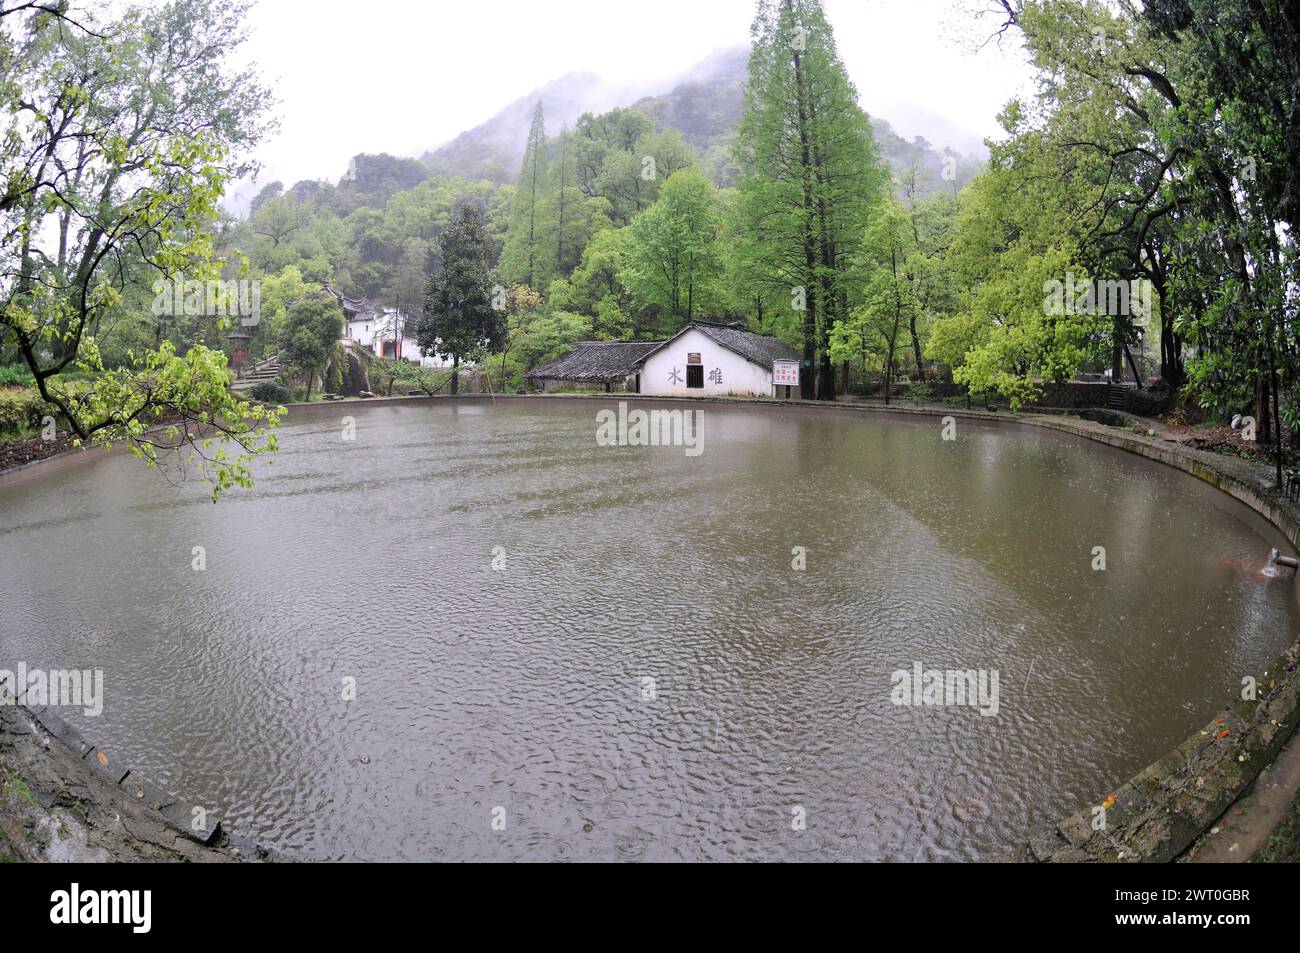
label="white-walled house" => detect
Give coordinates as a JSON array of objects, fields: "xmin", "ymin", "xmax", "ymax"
[
  {"xmin": 525, "ymin": 321, "xmax": 801, "ymax": 397},
  {"xmin": 327, "ymin": 286, "xmax": 451, "ymax": 369},
  {"xmin": 638, "ymin": 322, "xmax": 799, "ymax": 397},
  {"xmin": 345, "ymin": 308, "xmax": 452, "ymax": 369}
]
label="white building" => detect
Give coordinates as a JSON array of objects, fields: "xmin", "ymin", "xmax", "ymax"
[
  {"xmin": 327, "ymin": 286, "xmax": 451, "ymax": 369},
  {"xmin": 637, "ymin": 322, "xmax": 799, "ymax": 397},
  {"xmin": 526, "ymin": 322, "xmax": 801, "ymax": 397}
]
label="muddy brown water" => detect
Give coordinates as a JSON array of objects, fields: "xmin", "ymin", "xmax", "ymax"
[{"xmin": 1, "ymin": 399, "xmax": 1295, "ymax": 861}]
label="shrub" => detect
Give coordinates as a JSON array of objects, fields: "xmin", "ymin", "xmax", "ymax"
[
  {"xmin": 0, "ymin": 387, "xmax": 53, "ymax": 435},
  {"xmin": 248, "ymin": 381, "xmax": 291, "ymax": 405},
  {"xmin": 0, "ymin": 364, "xmax": 34, "ymax": 388}
]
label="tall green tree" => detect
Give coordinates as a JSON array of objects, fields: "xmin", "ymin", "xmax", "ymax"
[
  {"xmin": 734, "ymin": 0, "xmax": 886, "ymax": 399},
  {"xmin": 983, "ymin": 0, "xmax": 1299, "ymax": 482},
  {"xmin": 550, "ymin": 125, "xmax": 590, "ymax": 276},
  {"xmin": 620, "ymin": 169, "xmax": 723, "ymax": 334},
  {"xmin": 277, "ymin": 292, "xmax": 343, "ymax": 399},
  {"xmin": 417, "ymin": 205, "xmax": 505, "ymax": 395},
  {"xmin": 499, "ymin": 101, "xmax": 553, "ymax": 289},
  {"xmin": 0, "ymin": 0, "xmax": 280, "ymax": 499},
  {"xmin": 572, "ymin": 108, "xmax": 696, "ymax": 226}
]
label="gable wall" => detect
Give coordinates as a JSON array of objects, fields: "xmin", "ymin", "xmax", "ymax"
[{"xmin": 639, "ymin": 328, "xmax": 772, "ymax": 397}]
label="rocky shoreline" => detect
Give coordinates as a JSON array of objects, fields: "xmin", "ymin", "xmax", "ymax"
[{"xmin": 0, "ymin": 699, "xmax": 273, "ymax": 863}]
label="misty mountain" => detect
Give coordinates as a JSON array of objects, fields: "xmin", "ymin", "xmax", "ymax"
[
  {"xmin": 417, "ymin": 45, "xmax": 982, "ymax": 196},
  {"xmin": 419, "ymin": 71, "xmax": 654, "ymax": 184}
]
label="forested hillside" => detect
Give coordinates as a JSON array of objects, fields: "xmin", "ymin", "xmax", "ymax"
[
  {"xmin": 8, "ymin": 0, "xmax": 1296, "ymax": 494},
  {"xmin": 216, "ymin": 34, "xmax": 983, "ymax": 394},
  {"xmin": 419, "ymin": 44, "xmax": 981, "ymax": 193}
]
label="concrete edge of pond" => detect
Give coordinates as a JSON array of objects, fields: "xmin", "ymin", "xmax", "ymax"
[
  {"xmin": 0, "ymin": 695, "xmax": 280, "ymax": 862},
  {"xmin": 1003, "ymin": 414, "xmax": 1300, "ymax": 862},
  {"xmin": 3, "ymin": 392, "xmax": 1298, "ymax": 863}
]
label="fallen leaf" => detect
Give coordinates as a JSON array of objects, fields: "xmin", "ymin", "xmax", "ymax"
[{"xmin": 97, "ymin": 751, "xmax": 108, "ymax": 766}]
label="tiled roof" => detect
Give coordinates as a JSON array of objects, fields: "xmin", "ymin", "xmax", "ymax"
[
  {"xmin": 526, "ymin": 340, "xmax": 664, "ymax": 382},
  {"xmin": 324, "ymin": 285, "xmax": 374, "ymax": 319},
  {"xmin": 690, "ymin": 321, "xmax": 800, "ymax": 367},
  {"xmin": 639, "ymin": 321, "xmax": 800, "ymax": 368}
]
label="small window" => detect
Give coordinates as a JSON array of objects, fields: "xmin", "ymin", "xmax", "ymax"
[{"xmin": 686, "ymin": 365, "xmax": 704, "ymax": 388}]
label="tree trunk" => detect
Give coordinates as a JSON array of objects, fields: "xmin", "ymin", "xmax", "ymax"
[
  {"xmin": 818, "ymin": 341, "xmax": 835, "ymax": 401},
  {"xmin": 1258, "ymin": 376, "xmax": 1272, "ymax": 448},
  {"xmin": 788, "ymin": 7, "xmax": 818, "ymax": 402},
  {"xmin": 1124, "ymin": 345, "xmax": 1143, "ymax": 389},
  {"xmin": 1272, "ymin": 366, "xmax": 1285, "ymax": 489},
  {"xmin": 450, "ymin": 355, "xmax": 460, "ymax": 397},
  {"xmin": 909, "ymin": 315, "xmax": 925, "ymax": 384},
  {"xmin": 1111, "ymin": 316, "xmax": 1123, "ymax": 382}
]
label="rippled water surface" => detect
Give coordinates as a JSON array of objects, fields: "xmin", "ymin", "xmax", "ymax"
[{"xmin": 1, "ymin": 399, "xmax": 1296, "ymax": 860}]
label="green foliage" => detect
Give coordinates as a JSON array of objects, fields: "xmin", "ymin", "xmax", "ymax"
[
  {"xmin": 926, "ymin": 166, "xmax": 1106, "ymax": 408},
  {"xmin": 499, "ymin": 103, "xmax": 555, "ymax": 289},
  {"xmin": 369, "ymin": 359, "xmax": 451, "ymax": 396},
  {"xmin": 620, "ymin": 169, "xmax": 724, "ymax": 334},
  {"xmin": 734, "ymin": 0, "xmax": 889, "ymax": 398},
  {"xmin": 417, "ymin": 205, "xmax": 506, "ymax": 392},
  {"xmin": 546, "ymin": 227, "xmax": 632, "ymax": 320},
  {"xmin": 572, "ymin": 109, "xmax": 697, "ymax": 226},
  {"xmin": 0, "ymin": 365, "xmax": 35, "ymax": 388},
  {"xmin": 276, "ymin": 292, "xmax": 344, "ymax": 395},
  {"xmin": 248, "ymin": 381, "xmax": 291, "ymax": 405},
  {"xmin": 253, "ymin": 265, "xmax": 312, "ymax": 356},
  {"xmin": 0, "ymin": 388, "xmax": 52, "ymax": 436},
  {"xmin": 0, "ymin": 0, "xmax": 279, "ymax": 497},
  {"xmin": 950, "ymin": 0, "xmax": 1299, "ymax": 454},
  {"xmin": 75, "ymin": 341, "xmax": 280, "ymax": 501}
]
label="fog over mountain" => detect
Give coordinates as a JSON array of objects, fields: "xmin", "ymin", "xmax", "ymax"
[
  {"xmin": 423, "ymin": 45, "xmax": 981, "ymax": 192},
  {"xmin": 229, "ymin": 45, "xmax": 988, "ymax": 215}
]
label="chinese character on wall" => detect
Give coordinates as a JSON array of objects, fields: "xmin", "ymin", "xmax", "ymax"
[
  {"xmin": 708, "ymin": 368, "xmax": 723, "ymax": 384},
  {"xmin": 668, "ymin": 367, "xmax": 683, "ymax": 384}
]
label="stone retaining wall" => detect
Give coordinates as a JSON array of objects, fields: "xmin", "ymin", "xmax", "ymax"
[{"xmin": 0, "ymin": 687, "xmax": 278, "ymax": 862}]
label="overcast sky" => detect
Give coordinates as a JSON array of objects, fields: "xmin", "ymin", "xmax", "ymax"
[{"xmin": 237, "ymin": 0, "xmax": 1033, "ymax": 191}]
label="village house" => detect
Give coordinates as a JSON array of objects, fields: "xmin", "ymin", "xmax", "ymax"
[
  {"xmin": 526, "ymin": 340, "xmax": 663, "ymax": 392},
  {"xmin": 526, "ymin": 321, "xmax": 801, "ymax": 398},
  {"xmin": 325, "ymin": 286, "xmax": 450, "ymax": 369}
]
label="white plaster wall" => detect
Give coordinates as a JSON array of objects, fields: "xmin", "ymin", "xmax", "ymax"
[
  {"xmin": 343, "ymin": 318, "xmax": 450, "ymax": 369},
  {"xmin": 639, "ymin": 328, "xmax": 772, "ymax": 397}
]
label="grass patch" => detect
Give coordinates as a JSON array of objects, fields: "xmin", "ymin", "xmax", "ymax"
[
  {"xmin": 1, "ymin": 764, "xmax": 37, "ymax": 808},
  {"xmin": 1251, "ymin": 793, "xmax": 1300, "ymax": 862}
]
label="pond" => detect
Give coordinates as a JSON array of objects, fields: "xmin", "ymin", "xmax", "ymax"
[{"xmin": 1, "ymin": 398, "xmax": 1294, "ymax": 860}]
